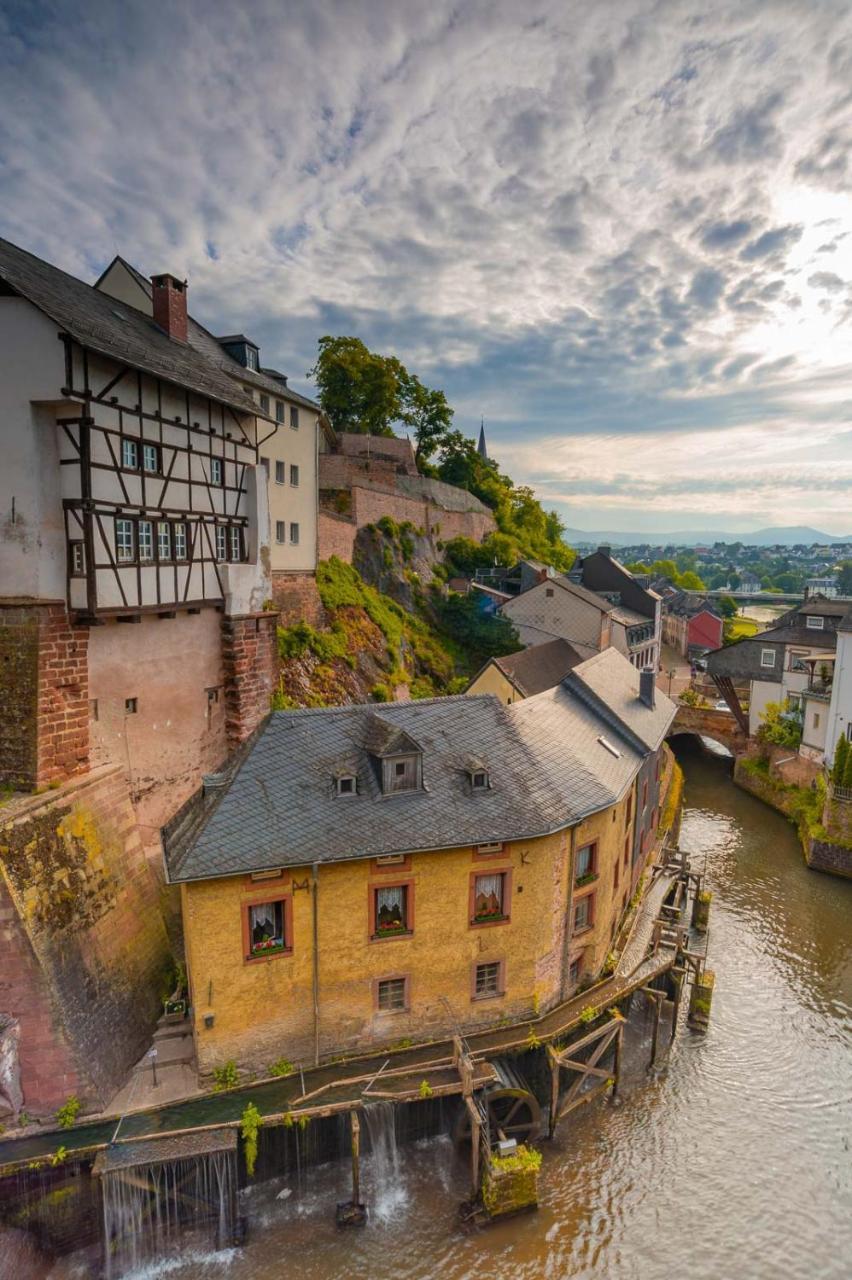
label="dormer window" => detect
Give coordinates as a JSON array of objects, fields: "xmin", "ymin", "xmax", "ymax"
[
  {"xmin": 363, "ymin": 714, "xmax": 424, "ymax": 796},
  {"xmin": 472, "ymin": 770, "xmax": 489, "ymax": 791},
  {"xmin": 336, "ymin": 775, "xmax": 357, "ymax": 796},
  {"xmin": 387, "ymin": 755, "xmax": 420, "ymax": 793}
]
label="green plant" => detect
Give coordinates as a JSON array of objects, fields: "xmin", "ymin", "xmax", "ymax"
[
  {"xmin": 526, "ymin": 1027, "xmax": 542, "ymax": 1049},
  {"xmin": 579, "ymin": 1006, "xmax": 597, "ymax": 1025},
  {"xmin": 55, "ymin": 1096, "xmax": 80, "ymax": 1130},
  {"xmin": 371, "ymin": 682, "xmax": 392, "ymax": 702},
  {"xmin": 212, "ymin": 1060, "xmax": 240, "ymax": 1092},
  {"xmin": 390, "ymin": 1036, "xmax": 413, "ymax": 1050},
  {"xmin": 49, "ymin": 1146, "xmax": 68, "ymax": 1167},
  {"xmin": 831, "ymin": 734, "xmax": 849, "ymax": 786},
  {"xmin": 241, "ymin": 1102, "xmax": 262, "ymax": 1178},
  {"xmin": 267, "ymin": 1058, "xmax": 294, "ymax": 1078},
  {"xmin": 419, "ymin": 1080, "xmax": 433, "ymax": 1099}
]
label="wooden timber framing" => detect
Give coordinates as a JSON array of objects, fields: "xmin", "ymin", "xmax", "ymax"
[
  {"xmin": 547, "ymin": 1013, "xmax": 625, "ymax": 1137},
  {"xmin": 57, "ymin": 334, "xmax": 262, "ymax": 619}
]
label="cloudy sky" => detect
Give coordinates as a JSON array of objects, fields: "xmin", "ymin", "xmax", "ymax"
[{"xmin": 2, "ymin": 0, "xmax": 852, "ymax": 536}]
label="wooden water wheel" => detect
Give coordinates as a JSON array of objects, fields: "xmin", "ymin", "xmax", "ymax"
[{"xmin": 453, "ymin": 1060, "xmax": 542, "ymax": 1147}]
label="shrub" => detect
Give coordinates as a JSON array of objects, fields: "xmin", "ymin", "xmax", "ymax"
[
  {"xmin": 831, "ymin": 735, "xmax": 849, "ymax": 787},
  {"xmin": 241, "ymin": 1102, "xmax": 262, "ymax": 1178},
  {"xmin": 267, "ymin": 1058, "xmax": 294, "ymax": 1078},
  {"xmin": 55, "ymin": 1097, "xmax": 80, "ymax": 1130},
  {"xmin": 418, "ymin": 1080, "xmax": 433, "ymax": 1099},
  {"xmin": 213, "ymin": 1061, "xmax": 240, "ymax": 1092}
]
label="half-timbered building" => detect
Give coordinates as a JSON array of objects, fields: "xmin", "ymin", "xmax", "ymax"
[{"xmin": 0, "ymin": 237, "xmax": 279, "ymax": 836}]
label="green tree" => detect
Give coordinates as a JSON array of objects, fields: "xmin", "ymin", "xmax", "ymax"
[
  {"xmin": 718, "ymin": 595, "xmax": 739, "ymax": 618},
  {"xmin": 437, "ymin": 593, "xmax": 521, "ymax": 665},
  {"xmin": 398, "ymin": 371, "xmax": 454, "ymax": 464},
  {"xmin": 677, "ymin": 571, "xmax": 706, "ymax": 591},
  {"xmin": 757, "ymin": 700, "xmax": 801, "ymax": 749},
  {"xmin": 837, "ymin": 561, "xmax": 852, "ymax": 595},
  {"xmin": 843, "ymin": 746, "xmax": 852, "ymax": 791},
  {"xmin": 308, "ymin": 336, "xmax": 401, "ymax": 436},
  {"xmin": 831, "ymin": 734, "xmax": 849, "ymax": 787}
]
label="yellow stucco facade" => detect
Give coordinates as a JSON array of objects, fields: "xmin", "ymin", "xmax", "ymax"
[
  {"xmin": 181, "ymin": 781, "xmax": 651, "ymax": 1077},
  {"xmin": 466, "ymin": 662, "xmax": 522, "ymax": 704}
]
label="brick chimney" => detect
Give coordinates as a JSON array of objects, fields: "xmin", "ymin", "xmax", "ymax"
[
  {"xmin": 597, "ymin": 545, "xmax": 611, "ymax": 558},
  {"xmin": 639, "ymin": 668, "xmax": 656, "ymax": 709},
  {"xmin": 151, "ymin": 273, "xmax": 188, "ymax": 343}
]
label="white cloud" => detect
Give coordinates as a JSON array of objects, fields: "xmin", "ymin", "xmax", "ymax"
[{"xmin": 2, "ymin": 0, "xmax": 852, "ymax": 531}]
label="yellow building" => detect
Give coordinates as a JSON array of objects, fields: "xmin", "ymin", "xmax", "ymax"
[
  {"xmin": 467, "ymin": 637, "xmax": 590, "ymax": 704},
  {"xmin": 165, "ymin": 650, "xmax": 676, "ymax": 1075}
]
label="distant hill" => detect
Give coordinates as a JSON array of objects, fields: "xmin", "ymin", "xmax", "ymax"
[{"xmin": 563, "ymin": 525, "xmax": 852, "ymax": 548}]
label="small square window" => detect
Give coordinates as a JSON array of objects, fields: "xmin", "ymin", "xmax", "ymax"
[
  {"xmin": 472, "ymin": 770, "xmax": 488, "ymax": 790},
  {"xmin": 337, "ymin": 775, "xmax": 357, "ymax": 795},
  {"xmin": 545, "ymin": 587, "xmax": 554, "ymax": 597},
  {"xmin": 70, "ymin": 541, "xmax": 85, "ymax": 576},
  {"xmin": 474, "ymin": 961, "xmax": 502, "ymax": 998},
  {"xmin": 206, "ymin": 687, "xmax": 219, "ymax": 705},
  {"xmin": 805, "ymin": 616, "xmax": 825, "ymax": 630},
  {"xmin": 121, "ymin": 438, "xmax": 139, "ymax": 469},
  {"xmin": 142, "ymin": 443, "xmax": 161, "ymax": 474},
  {"xmin": 473, "ymin": 872, "xmax": 506, "ymax": 923},
  {"xmin": 125, "ymin": 697, "xmax": 138, "ymax": 714},
  {"xmin": 275, "ymin": 460, "xmax": 285, "ymax": 484},
  {"xmin": 247, "ymin": 899, "xmax": 287, "ymax": 958},
  {"xmin": 760, "ymin": 648, "xmax": 776, "ymax": 668},
  {"xmin": 276, "ymin": 402, "xmax": 285, "ymax": 423},
  {"xmin": 210, "ymin": 457, "xmax": 223, "ymax": 486},
  {"xmin": 377, "ymin": 977, "xmax": 407, "ymax": 1012},
  {"xmin": 276, "ymin": 520, "xmax": 286, "ymax": 544},
  {"xmin": 290, "ymin": 406, "xmax": 299, "ymax": 429},
  {"xmin": 290, "ymin": 522, "xmax": 299, "ymax": 545}
]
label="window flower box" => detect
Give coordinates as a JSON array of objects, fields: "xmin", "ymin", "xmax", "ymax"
[
  {"xmin": 250, "ymin": 938, "xmax": 286, "ymax": 956},
  {"xmin": 575, "ymin": 871, "xmax": 598, "ymax": 889},
  {"xmin": 473, "ymin": 909, "xmax": 508, "ymax": 924},
  {"xmin": 374, "ymin": 922, "xmax": 411, "ymax": 938}
]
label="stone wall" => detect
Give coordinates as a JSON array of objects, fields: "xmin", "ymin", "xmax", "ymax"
[
  {"xmin": 317, "ymin": 510, "xmax": 358, "ymax": 564},
  {"xmin": 0, "ymin": 602, "xmax": 89, "ymax": 790},
  {"xmin": 270, "ymin": 573, "xmax": 326, "ymax": 628},
  {"xmin": 221, "ymin": 612, "xmax": 278, "ymax": 748},
  {"xmin": 0, "ymin": 766, "xmax": 171, "ymax": 1114}
]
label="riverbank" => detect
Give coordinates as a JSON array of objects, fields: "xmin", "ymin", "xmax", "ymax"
[{"xmin": 734, "ymin": 754, "xmax": 852, "ymax": 878}]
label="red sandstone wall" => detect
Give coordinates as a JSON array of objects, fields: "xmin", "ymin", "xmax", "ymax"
[
  {"xmin": 351, "ymin": 486, "xmax": 494, "ymax": 544},
  {"xmin": 0, "ymin": 766, "xmax": 171, "ymax": 1114},
  {"xmin": 318, "ymin": 510, "xmax": 358, "ymax": 563},
  {"xmin": 221, "ymin": 612, "xmax": 278, "ymax": 747},
  {"xmin": 270, "ymin": 573, "xmax": 326, "ymax": 627}
]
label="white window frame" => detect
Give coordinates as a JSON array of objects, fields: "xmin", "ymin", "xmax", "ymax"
[
  {"xmin": 174, "ymin": 523, "xmax": 187, "ymax": 561},
  {"xmin": 115, "ymin": 518, "xmax": 134, "ymax": 563},
  {"xmin": 121, "ymin": 438, "xmax": 139, "ymax": 469},
  {"xmin": 210, "ymin": 456, "xmax": 223, "ymax": 486},
  {"xmin": 215, "ymin": 525, "xmax": 227, "ymax": 562},
  {"xmin": 229, "ymin": 525, "xmax": 242, "ymax": 562},
  {"xmin": 142, "ymin": 442, "xmax": 160, "ymax": 474},
  {"xmin": 805, "ymin": 615, "xmax": 825, "ymax": 630},
  {"xmin": 138, "ymin": 520, "xmax": 154, "ymax": 563},
  {"xmin": 157, "ymin": 521, "xmax": 172, "ymax": 561},
  {"xmin": 760, "ymin": 648, "xmax": 776, "ymax": 668}
]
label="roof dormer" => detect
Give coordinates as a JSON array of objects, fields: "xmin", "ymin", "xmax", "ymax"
[
  {"xmin": 218, "ymin": 333, "xmax": 260, "ymax": 371},
  {"xmin": 363, "ymin": 714, "xmax": 424, "ymax": 796}
]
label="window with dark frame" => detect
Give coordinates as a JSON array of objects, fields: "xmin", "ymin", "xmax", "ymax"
[
  {"xmin": 377, "ymin": 977, "xmax": 407, "ymax": 1011},
  {"xmin": 260, "ymin": 394, "xmax": 270, "ymax": 414},
  {"xmin": 115, "ymin": 518, "xmax": 134, "ymax": 563},
  {"xmin": 472, "ymin": 770, "xmax": 488, "ymax": 790},
  {"xmin": 568, "ymin": 957, "xmax": 582, "ymax": 988},
  {"xmin": 473, "ymin": 872, "xmax": 506, "ymax": 922},
  {"xmin": 290, "ymin": 522, "xmax": 299, "ymax": 545},
  {"xmin": 373, "ymin": 884, "xmax": 409, "ymax": 937},
  {"xmin": 276, "ymin": 401, "xmax": 285, "ymax": 423},
  {"xmin": 474, "ymin": 961, "xmax": 501, "ymax": 998},
  {"xmin": 70, "ymin": 541, "xmax": 85, "ymax": 576},
  {"xmin": 290, "ymin": 464, "xmax": 299, "ymax": 486},
  {"xmin": 125, "ymin": 697, "xmax": 137, "ymax": 714},
  {"xmin": 275, "ymin": 460, "xmax": 285, "ymax": 484},
  {"xmin": 210, "ymin": 457, "xmax": 223, "ymax": 486},
  {"xmin": 260, "ymin": 456, "xmax": 270, "ymax": 475},
  {"xmin": 247, "ymin": 899, "xmax": 287, "ymax": 957},
  {"xmin": 290, "ymin": 405, "xmax": 299, "ymax": 429},
  {"xmin": 276, "ymin": 520, "xmax": 286, "ymax": 543},
  {"xmin": 336, "ymin": 775, "xmax": 357, "ymax": 795}
]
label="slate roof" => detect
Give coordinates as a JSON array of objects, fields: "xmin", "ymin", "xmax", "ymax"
[
  {"xmin": 0, "ymin": 238, "xmax": 263, "ymax": 416},
  {"xmin": 706, "ymin": 637, "xmax": 783, "ymax": 683},
  {"xmin": 563, "ymin": 648, "xmax": 676, "ymax": 753},
  {"xmin": 164, "ymin": 649, "xmax": 677, "ymax": 883},
  {"xmin": 489, "ymin": 638, "xmax": 587, "ymax": 696}
]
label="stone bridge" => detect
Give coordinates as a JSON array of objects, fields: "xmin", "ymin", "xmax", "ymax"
[{"xmin": 668, "ymin": 704, "xmax": 749, "ymax": 754}]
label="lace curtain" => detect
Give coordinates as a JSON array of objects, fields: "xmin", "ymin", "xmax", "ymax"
[
  {"xmin": 376, "ymin": 885, "xmax": 406, "ymax": 928},
  {"xmin": 474, "ymin": 874, "xmax": 503, "ymax": 916}
]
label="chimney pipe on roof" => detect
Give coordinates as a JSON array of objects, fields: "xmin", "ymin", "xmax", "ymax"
[
  {"xmin": 151, "ymin": 273, "xmax": 188, "ymax": 343},
  {"xmin": 597, "ymin": 545, "xmax": 611, "ymax": 558},
  {"xmin": 639, "ymin": 668, "xmax": 656, "ymax": 710}
]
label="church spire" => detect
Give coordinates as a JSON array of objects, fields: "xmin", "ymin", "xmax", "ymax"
[{"xmin": 477, "ymin": 417, "xmax": 489, "ymax": 461}]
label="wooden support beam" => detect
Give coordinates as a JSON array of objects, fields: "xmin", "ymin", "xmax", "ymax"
[
  {"xmin": 648, "ymin": 990, "xmax": 663, "ymax": 1068},
  {"xmin": 670, "ymin": 973, "xmax": 683, "ymax": 1044},
  {"xmin": 350, "ymin": 1111, "xmax": 361, "ymax": 1206},
  {"xmin": 465, "ymin": 1097, "xmax": 482, "ymax": 1196},
  {"xmin": 555, "ymin": 1077, "xmax": 613, "ymax": 1123},
  {"xmin": 611, "ymin": 1022, "xmax": 624, "ymax": 1101}
]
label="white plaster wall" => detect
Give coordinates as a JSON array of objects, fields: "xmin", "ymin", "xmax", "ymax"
[
  {"xmin": 748, "ymin": 679, "xmax": 780, "ymax": 735},
  {"xmin": 0, "ymin": 299, "xmax": 70, "ymax": 600},
  {"xmin": 501, "ymin": 583, "xmax": 604, "ymax": 653},
  {"xmin": 825, "ymin": 630, "xmax": 852, "ymax": 765},
  {"xmin": 262, "ymin": 410, "xmax": 320, "ymax": 573}
]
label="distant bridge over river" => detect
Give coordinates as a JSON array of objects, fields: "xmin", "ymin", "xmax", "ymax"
[{"xmin": 668, "ymin": 704, "xmax": 748, "ymax": 755}]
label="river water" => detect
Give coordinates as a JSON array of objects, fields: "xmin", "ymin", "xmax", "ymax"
[{"xmin": 36, "ymin": 743, "xmax": 852, "ymax": 1277}]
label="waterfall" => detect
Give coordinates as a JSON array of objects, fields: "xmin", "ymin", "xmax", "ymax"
[
  {"xmin": 101, "ymin": 1148, "xmax": 236, "ymax": 1278},
  {"xmin": 362, "ymin": 1102, "xmax": 406, "ymax": 1222}
]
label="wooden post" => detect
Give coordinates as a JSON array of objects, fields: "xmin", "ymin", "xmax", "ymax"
[
  {"xmin": 688, "ymin": 969, "xmax": 715, "ymax": 1030},
  {"xmin": 611, "ymin": 1021, "xmax": 623, "ymax": 1101},
  {"xmin": 649, "ymin": 991, "xmax": 662, "ymax": 1068},
  {"xmin": 691, "ymin": 889, "xmax": 712, "ymax": 932},
  {"xmin": 350, "ymin": 1111, "xmax": 360, "ymax": 1206},
  {"xmin": 670, "ymin": 973, "xmax": 683, "ymax": 1044},
  {"xmin": 548, "ymin": 1046, "xmax": 560, "ymax": 1138}
]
